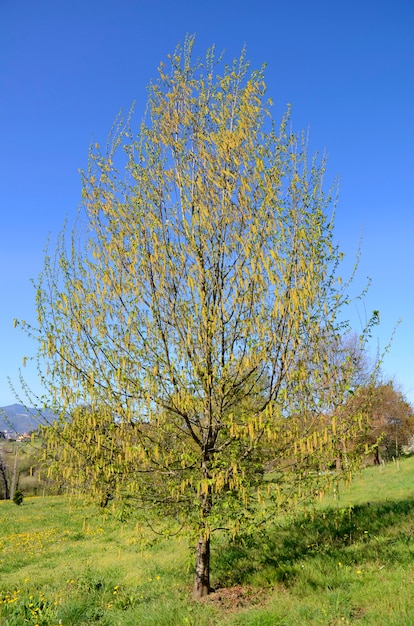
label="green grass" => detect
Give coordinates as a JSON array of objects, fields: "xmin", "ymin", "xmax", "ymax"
[{"xmin": 1, "ymin": 458, "xmax": 414, "ymax": 624}]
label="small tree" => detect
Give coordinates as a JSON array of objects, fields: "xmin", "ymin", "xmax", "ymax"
[
  {"xmin": 21, "ymin": 38, "xmax": 376, "ymax": 597},
  {"xmin": 351, "ymin": 382, "xmax": 414, "ymax": 463}
]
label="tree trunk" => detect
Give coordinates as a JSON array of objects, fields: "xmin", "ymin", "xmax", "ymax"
[
  {"xmin": 0, "ymin": 460, "xmax": 10, "ymax": 499},
  {"xmin": 193, "ymin": 535, "xmax": 210, "ymax": 599},
  {"xmin": 373, "ymin": 446, "xmax": 382, "ymax": 465},
  {"xmin": 10, "ymin": 444, "xmax": 19, "ymax": 501}
]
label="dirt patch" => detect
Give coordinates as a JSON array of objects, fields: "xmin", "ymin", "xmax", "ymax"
[
  {"xmin": 350, "ymin": 606, "xmax": 367, "ymax": 620},
  {"xmin": 200, "ymin": 585, "xmax": 269, "ymax": 611}
]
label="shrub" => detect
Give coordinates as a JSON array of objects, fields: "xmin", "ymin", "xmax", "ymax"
[{"xmin": 13, "ymin": 490, "xmax": 24, "ymax": 506}]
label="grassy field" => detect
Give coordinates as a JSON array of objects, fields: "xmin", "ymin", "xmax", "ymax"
[{"xmin": 1, "ymin": 459, "xmax": 414, "ymax": 625}]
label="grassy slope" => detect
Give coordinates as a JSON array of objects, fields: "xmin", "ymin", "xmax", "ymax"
[{"xmin": 1, "ymin": 458, "xmax": 414, "ymax": 625}]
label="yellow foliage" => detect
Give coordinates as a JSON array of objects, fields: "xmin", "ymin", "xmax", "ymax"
[{"xmin": 28, "ymin": 38, "xmax": 371, "ymax": 574}]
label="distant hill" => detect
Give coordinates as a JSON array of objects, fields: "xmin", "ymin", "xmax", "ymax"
[{"xmin": 0, "ymin": 404, "xmax": 55, "ymax": 435}]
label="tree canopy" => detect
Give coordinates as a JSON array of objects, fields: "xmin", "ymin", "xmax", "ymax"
[
  {"xmin": 20, "ymin": 37, "xmax": 378, "ymax": 597},
  {"xmin": 347, "ymin": 381, "xmax": 414, "ymax": 464}
]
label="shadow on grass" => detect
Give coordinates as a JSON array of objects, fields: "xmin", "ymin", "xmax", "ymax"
[{"xmin": 213, "ymin": 498, "xmax": 414, "ymax": 588}]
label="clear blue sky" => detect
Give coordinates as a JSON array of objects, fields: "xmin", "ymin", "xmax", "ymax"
[{"xmin": 1, "ymin": 0, "xmax": 413, "ymax": 406}]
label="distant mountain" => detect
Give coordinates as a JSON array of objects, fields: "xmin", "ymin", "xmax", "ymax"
[{"xmin": 0, "ymin": 404, "xmax": 55, "ymax": 435}]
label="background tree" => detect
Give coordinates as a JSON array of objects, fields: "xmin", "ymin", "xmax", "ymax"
[
  {"xmin": 20, "ymin": 38, "xmax": 377, "ymax": 597},
  {"xmin": 0, "ymin": 447, "xmax": 10, "ymax": 499},
  {"xmin": 347, "ymin": 382, "xmax": 414, "ymax": 464},
  {"xmin": 0, "ymin": 437, "xmax": 45, "ymax": 499}
]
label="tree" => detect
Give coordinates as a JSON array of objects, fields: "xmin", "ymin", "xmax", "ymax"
[
  {"xmin": 20, "ymin": 37, "xmax": 376, "ymax": 597},
  {"xmin": 0, "ymin": 447, "xmax": 10, "ymax": 500},
  {"xmin": 0, "ymin": 438, "xmax": 44, "ymax": 499},
  {"xmin": 355, "ymin": 382, "xmax": 414, "ymax": 463}
]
